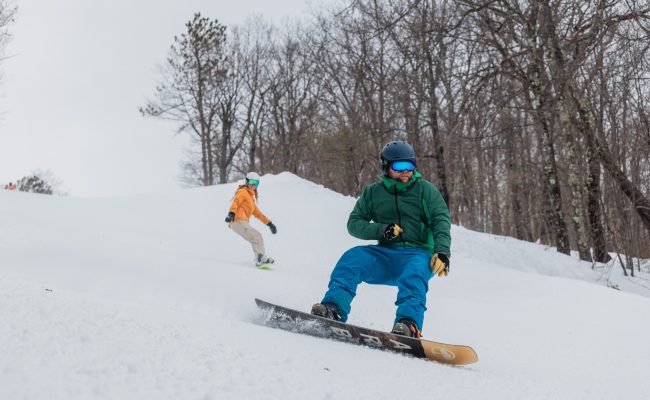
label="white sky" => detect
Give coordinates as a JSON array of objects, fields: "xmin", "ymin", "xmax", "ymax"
[{"xmin": 0, "ymin": 0, "xmax": 327, "ymax": 196}]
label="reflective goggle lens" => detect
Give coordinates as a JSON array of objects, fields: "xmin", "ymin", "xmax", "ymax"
[
  {"xmin": 390, "ymin": 161, "xmax": 416, "ymax": 172},
  {"xmin": 247, "ymin": 179, "xmax": 260, "ymax": 186}
]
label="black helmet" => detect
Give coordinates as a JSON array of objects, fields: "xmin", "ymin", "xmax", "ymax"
[{"xmin": 380, "ymin": 141, "xmax": 416, "ymax": 170}]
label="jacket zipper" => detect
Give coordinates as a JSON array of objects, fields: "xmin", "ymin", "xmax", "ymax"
[{"xmin": 394, "ymin": 191, "xmax": 405, "ymax": 247}]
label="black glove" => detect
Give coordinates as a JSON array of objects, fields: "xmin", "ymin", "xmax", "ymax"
[
  {"xmin": 383, "ymin": 223, "xmax": 403, "ymax": 240},
  {"xmin": 267, "ymin": 222, "xmax": 277, "ymax": 234},
  {"xmin": 225, "ymin": 212, "xmax": 235, "ymax": 223}
]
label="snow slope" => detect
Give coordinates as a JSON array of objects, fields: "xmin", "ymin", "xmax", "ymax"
[{"xmin": 1, "ymin": 172, "xmax": 648, "ymax": 400}]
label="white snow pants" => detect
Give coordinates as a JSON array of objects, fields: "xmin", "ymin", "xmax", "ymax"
[{"xmin": 229, "ymin": 221, "xmax": 266, "ymax": 257}]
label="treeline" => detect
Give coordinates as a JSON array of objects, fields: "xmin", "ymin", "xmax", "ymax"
[
  {"xmin": 141, "ymin": 0, "xmax": 650, "ymax": 265},
  {"xmin": 2, "ymin": 170, "xmax": 65, "ymax": 195}
]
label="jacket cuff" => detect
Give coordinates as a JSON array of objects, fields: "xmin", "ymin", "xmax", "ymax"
[{"xmin": 376, "ymin": 224, "xmax": 387, "ymax": 240}]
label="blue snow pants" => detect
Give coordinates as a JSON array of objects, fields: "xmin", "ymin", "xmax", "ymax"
[{"xmin": 321, "ymin": 244, "xmax": 434, "ymax": 331}]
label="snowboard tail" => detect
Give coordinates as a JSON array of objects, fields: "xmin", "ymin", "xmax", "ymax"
[{"xmin": 255, "ymin": 298, "xmax": 477, "ymax": 365}]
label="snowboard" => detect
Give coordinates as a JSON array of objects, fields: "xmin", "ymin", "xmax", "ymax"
[
  {"xmin": 255, "ymin": 298, "xmax": 478, "ymax": 365},
  {"xmin": 257, "ymin": 263, "xmax": 273, "ymax": 270}
]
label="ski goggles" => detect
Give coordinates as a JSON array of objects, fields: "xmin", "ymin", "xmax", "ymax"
[
  {"xmin": 246, "ymin": 179, "xmax": 260, "ymax": 186},
  {"xmin": 390, "ymin": 161, "xmax": 416, "ymax": 172}
]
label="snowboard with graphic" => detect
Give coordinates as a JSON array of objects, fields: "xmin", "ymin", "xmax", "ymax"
[{"xmin": 255, "ymin": 298, "xmax": 478, "ymax": 365}]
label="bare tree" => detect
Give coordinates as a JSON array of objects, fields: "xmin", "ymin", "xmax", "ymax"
[
  {"xmin": 228, "ymin": 18, "xmax": 274, "ymax": 175},
  {"xmin": 458, "ymin": 0, "xmax": 572, "ymax": 254},
  {"xmin": 308, "ymin": 6, "xmax": 398, "ymax": 195},
  {"xmin": 211, "ymin": 34, "xmax": 250, "ymax": 184},
  {"xmin": 0, "ymin": 1, "xmax": 16, "ymax": 93},
  {"xmin": 264, "ymin": 24, "xmax": 320, "ymax": 175},
  {"xmin": 140, "ymin": 13, "xmax": 230, "ymax": 185}
]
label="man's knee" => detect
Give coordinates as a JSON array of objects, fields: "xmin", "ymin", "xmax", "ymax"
[{"xmin": 340, "ymin": 245, "xmax": 376, "ymax": 263}]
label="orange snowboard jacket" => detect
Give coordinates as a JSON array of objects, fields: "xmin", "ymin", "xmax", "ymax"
[{"xmin": 228, "ymin": 186, "xmax": 271, "ymax": 225}]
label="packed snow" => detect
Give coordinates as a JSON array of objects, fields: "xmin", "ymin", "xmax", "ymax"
[{"xmin": 1, "ymin": 172, "xmax": 648, "ymax": 400}]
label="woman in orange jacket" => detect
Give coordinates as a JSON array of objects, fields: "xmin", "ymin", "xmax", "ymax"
[{"xmin": 225, "ymin": 172, "xmax": 277, "ymax": 266}]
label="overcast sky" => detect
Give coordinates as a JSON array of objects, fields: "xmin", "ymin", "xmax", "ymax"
[{"xmin": 0, "ymin": 0, "xmax": 328, "ymax": 196}]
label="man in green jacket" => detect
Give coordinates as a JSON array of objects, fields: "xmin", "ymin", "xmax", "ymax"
[{"xmin": 311, "ymin": 141, "xmax": 451, "ymax": 337}]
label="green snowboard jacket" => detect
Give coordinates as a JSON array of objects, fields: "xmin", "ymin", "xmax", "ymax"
[{"xmin": 347, "ymin": 172, "xmax": 451, "ymax": 256}]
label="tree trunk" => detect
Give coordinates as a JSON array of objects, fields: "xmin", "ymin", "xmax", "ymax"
[
  {"xmin": 560, "ymin": 121, "xmax": 592, "ymax": 260},
  {"xmin": 532, "ymin": 98, "xmax": 571, "ymax": 254},
  {"xmin": 586, "ymin": 139, "xmax": 610, "ymax": 262},
  {"xmin": 504, "ymin": 111, "xmax": 531, "ymax": 241},
  {"xmin": 425, "ymin": 49, "xmax": 451, "ymax": 206}
]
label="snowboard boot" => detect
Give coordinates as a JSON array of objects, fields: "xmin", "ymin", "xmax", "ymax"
[
  {"xmin": 255, "ymin": 254, "xmax": 275, "ymax": 267},
  {"xmin": 310, "ymin": 302, "xmax": 341, "ymax": 321},
  {"xmin": 391, "ymin": 319, "xmax": 422, "ymax": 338}
]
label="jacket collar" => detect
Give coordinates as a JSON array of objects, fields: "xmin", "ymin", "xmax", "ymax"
[
  {"xmin": 381, "ymin": 171, "xmax": 421, "ymax": 193},
  {"xmin": 239, "ymin": 186, "xmax": 256, "ymax": 195}
]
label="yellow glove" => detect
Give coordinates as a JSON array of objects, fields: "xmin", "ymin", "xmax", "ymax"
[{"xmin": 430, "ymin": 253, "xmax": 450, "ymax": 277}]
